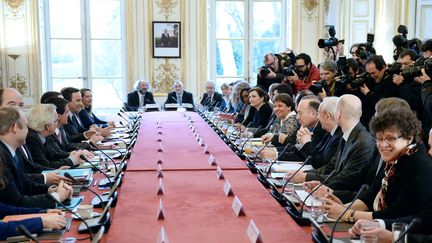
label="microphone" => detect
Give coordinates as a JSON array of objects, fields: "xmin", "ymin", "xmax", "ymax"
[
  {"xmin": 298, "ymin": 170, "xmax": 338, "ymax": 217},
  {"xmin": 64, "ymin": 172, "xmax": 105, "ymax": 208},
  {"xmin": 123, "ymin": 102, "xmax": 134, "ymax": 112},
  {"xmin": 329, "ymin": 184, "xmax": 369, "ymax": 242},
  {"xmin": 16, "ymin": 225, "xmax": 40, "ymax": 243},
  {"xmin": 47, "ymin": 194, "xmax": 94, "ymax": 240},
  {"xmin": 239, "ymin": 125, "xmax": 262, "ymax": 153},
  {"xmin": 264, "ymin": 143, "xmax": 292, "ymax": 177},
  {"xmin": 117, "ymin": 113, "xmax": 132, "ymax": 126},
  {"xmin": 395, "ymin": 218, "xmax": 421, "ymax": 243},
  {"xmin": 78, "ymin": 154, "xmax": 114, "ymax": 187},
  {"xmin": 232, "ymin": 122, "xmax": 252, "ymax": 141},
  {"xmin": 253, "ymin": 141, "xmax": 274, "ymax": 162},
  {"xmin": 280, "ymin": 156, "xmax": 313, "ymax": 191},
  {"xmin": 89, "ymin": 142, "xmax": 119, "ymax": 173}
]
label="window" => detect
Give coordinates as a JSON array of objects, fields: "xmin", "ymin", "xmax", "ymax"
[
  {"xmin": 41, "ymin": 0, "xmax": 125, "ymax": 113},
  {"xmin": 209, "ymin": 0, "xmax": 291, "ymax": 89}
]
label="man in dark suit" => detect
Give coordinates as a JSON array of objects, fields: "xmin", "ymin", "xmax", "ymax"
[
  {"xmin": 200, "ymin": 81, "xmax": 225, "ymax": 111},
  {"xmin": 288, "ymin": 95, "xmax": 374, "ymax": 194},
  {"xmin": 0, "ymin": 106, "xmax": 72, "ymax": 208},
  {"xmin": 165, "ymin": 80, "xmax": 194, "ymax": 110},
  {"xmin": 61, "ymin": 87, "xmax": 105, "ymax": 143},
  {"xmin": 126, "ymin": 80, "xmax": 156, "ymax": 111}
]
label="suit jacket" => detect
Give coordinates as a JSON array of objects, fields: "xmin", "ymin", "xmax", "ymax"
[
  {"xmin": 242, "ymin": 103, "xmax": 273, "ymax": 128},
  {"xmin": 19, "ymin": 145, "xmax": 52, "ymax": 184},
  {"xmin": 300, "ymin": 126, "xmax": 343, "ymax": 169},
  {"xmin": 0, "ymin": 202, "xmax": 44, "ymax": 240},
  {"xmin": 51, "ymin": 126, "xmax": 90, "ymax": 151},
  {"xmin": 0, "ymin": 141, "xmax": 55, "ymax": 208},
  {"xmin": 277, "ymin": 122, "xmax": 326, "ymax": 161},
  {"xmin": 360, "ymin": 144, "xmax": 432, "ymax": 221},
  {"xmin": 63, "ymin": 119, "xmax": 87, "ymax": 143},
  {"xmin": 66, "ymin": 114, "xmax": 87, "ymax": 134},
  {"xmin": 165, "ymin": 91, "xmax": 194, "ymax": 110},
  {"xmin": 78, "ymin": 107, "xmax": 107, "ymax": 129},
  {"xmin": 25, "ymin": 129, "xmax": 73, "ymax": 169},
  {"xmin": 305, "ymin": 122, "xmax": 375, "ymax": 192},
  {"xmin": 126, "ymin": 90, "xmax": 155, "ymax": 111},
  {"xmin": 200, "ymin": 92, "xmax": 226, "ymax": 111}
]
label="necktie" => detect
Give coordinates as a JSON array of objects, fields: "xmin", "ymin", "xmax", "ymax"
[
  {"xmin": 57, "ymin": 130, "xmax": 63, "ymax": 143},
  {"xmin": 177, "ymin": 94, "xmax": 182, "ymax": 105},
  {"xmin": 74, "ymin": 114, "xmax": 83, "ymax": 127},
  {"xmin": 140, "ymin": 94, "xmax": 144, "ymax": 107},
  {"xmin": 12, "ymin": 153, "xmax": 20, "ymax": 171},
  {"xmin": 336, "ymin": 138, "xmax": 346, "ymax": 172}
]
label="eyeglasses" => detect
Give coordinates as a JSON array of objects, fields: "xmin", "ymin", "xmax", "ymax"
[{"xmin": 376, "ymin": 136, "xmax": 400, "ymax": 144}]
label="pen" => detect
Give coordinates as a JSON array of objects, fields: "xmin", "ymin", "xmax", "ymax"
[{"xmin": 93, "ymin": 180, "xmax": 98, "ymax": 187}]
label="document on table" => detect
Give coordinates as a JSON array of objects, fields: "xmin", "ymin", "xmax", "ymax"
[
  {"xmin": 272, "ymin": 162, "xmax": 313, "ymax": 172},
  {"xmin": 295, "ymin": 190, "xmax": 322, "ymax": 207}
]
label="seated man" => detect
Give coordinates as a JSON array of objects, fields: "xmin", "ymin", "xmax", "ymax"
[
  {"xmin": 200, "ymin": 81, "xmax": 225, "ymax": 111},
  {"xmin": 126, "ymin": 80, "xmax": 156, "ymax": 111},
  {"xmin": 287, "ymin": 95, "xmax": 374, "ymax": 194},
  {"xmin": 165, "ymin": 80, "xmax": 194, "ymax": 109},
  {"xmin": 26, "ymin": 104, "xmax": 86, "ymax": 169},
  {"xmin": 0, "ymin": 107, "xmax": 72, "ymax": 208}
]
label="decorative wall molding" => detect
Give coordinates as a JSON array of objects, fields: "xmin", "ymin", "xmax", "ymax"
[
  {"xmin": 154, "ymin": 58, "xmax": 180, "ymax": 93},
  {"xmin": 155, "ymin": 0, "xmax": 178, "ymax": 20},
  {"xmin": 4, "ymin": 0, "xmax": 24, "ymax": 18}
]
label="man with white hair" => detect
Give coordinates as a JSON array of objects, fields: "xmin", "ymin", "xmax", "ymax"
[
  {"xmin": 165, "ymin": 80, "xmax": 194, "ymax": 108},
  {"xmin": 287, "ymin": 94, "xmax": 374, "ymax": 194},
  {"xmin": 200, "ymin": 81, "xmax": 225, "ymax": 111},
  {"xmin": 126, "ymin": 80, "xmax": 155, "ymax": 111}
]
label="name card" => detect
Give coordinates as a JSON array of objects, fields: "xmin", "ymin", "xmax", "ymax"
[
  {"xmin": 216, "ymin": 166, "xmax": 224, "ymax": 179},
  {"xmin": 158, "ymin": 131, "xmax": 163, "ymax": 135},
  {"xmin": 157, "ymin": 226, "xmax": 168, "ymax": 243},
  {"xmin": 223, "ymin": 180, "xmax": 233, "ymax": 196},
  {"xmin": 157, "ymin": 157, "xmax": 163, "ymax": 164},
  {"xmin": 157, "ymin": 165, "xmax": 163, "ymax": 178},
  {"xmin": 203, "ymin": 144, "xmax": 209, "ymax": 154},
  {"xmin": 157, "ymin": 198, "xmax": 165, "ymax": 220},
  {"xmin": 158, "ymin": 143, "xmax": 164, "ymax": 152},
  {"xmin": 208, "ymin": 154, "xmax": 216, "ymax": 166},
  {"xmin": 246, "ymin": 220, "xmax": 262, "ymax": 243},
  {"xmin": 232, "ymin": 196, "xmax": 245, "ymax": 216},
  {"xmin": 157, "ymin": 138, "xmax": 162, "ymax": 142},
  {"xmin": 199, "ymin": 138, "xmax": 205, "ymax": 146},
  {"xmin": 157, "ymin": 178, "xmax": 164, "ymax": 195}
]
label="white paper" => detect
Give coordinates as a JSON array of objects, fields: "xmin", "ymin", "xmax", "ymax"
[
  {"xmin": 295, "ymin": 190, "xmax": 322, "ymax": 207},
  {"xmin": 272, "ymin": 162, "xmax": 313, "ymax": 172}
]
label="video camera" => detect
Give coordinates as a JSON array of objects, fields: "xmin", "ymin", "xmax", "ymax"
[
  {"xmin": 309, "ymin": 80, "xmax": 328, "ymax": 95},
  {"xmin": 337, "ymin": 72, "xmax": 371, "ymax": 90},
  {"xmin": 355, "ymin": 34, "xmax": 375, "ymax": 60},
  {"xmin": 392, "ymin": 25, "xmax": 422, "ymax": 61}
]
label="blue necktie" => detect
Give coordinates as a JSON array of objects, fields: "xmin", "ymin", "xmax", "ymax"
[{"xmin": 12, "ymin": 153, "xmax": 20, "ymax": 171}]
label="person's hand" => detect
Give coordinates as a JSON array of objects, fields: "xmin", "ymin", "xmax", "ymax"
[
  {"xmin": 69, "ymin": 151, "xmax": 83, "ymax": 164},
  {"xmin": 58, "ymin": 166, "xmax": 70, "ymax": 170},
  {"xmin": 359, "ymin": 83, "xmax": 370, "ymax": 95},
  {"xmin": 286, "ymin": 170, "xmax": 306, "ymax": 183},
  {"xmin": 322, "ymin": 197, "xmax": 346, "ymax": 219},
  {"xmin": 107, "ymin": 121, "xmax": 115, "ymax": 128},
  {"xmin": 303, "ymin": 180, "xmax": 320, "ymax": 191},
  {"xmin": 318, "ymin": 88, "xmax": 327, "ymax": 100},
  {"xmin": 297, "ymin": 127, "xmax": 312, "ymax": 145},
  {"xmin": 41, "ymin": 214, "xmax": 67, "ymax": 230},
  {"xmin": 261, "ymin": 147, "xmax": 277, "ymax": 160},
  {"xmin": 287, "ymin": 70, "xmax": 299, "ymax": 82},
  {"xmin": 261, "ymin": 133, "xmax": 274, "ymax": 144},
  {"xmin": 278, "ymin": 133, "xmax": 288, "ymax": 144},
  {"xmin": 80, "ymin": 150, "xmax": 95, "ymax": 158},
  {"xmin": 45, "ymin": 172, "xmax": 72, "ymax": 185},
  {"xmin": 304, "ymin": 182, "xmax": 334, "ymax": 198},
  {"xmin": 98, "ymin": 127, "xmax": 114, "ymax": 137},
  {"xmin": 346, "ymin": 84, "xmax": 357, "ymax": 92},
  {"xmin": 89, "ymin": 134, "xmax": 104, "ymax": 144},
  {"xmin": 359, "ymin": 227, "xmax": 392, "ymax": 243},
  {"xmin": 83, "ymin": 130, "xmax": 97, "ymax": 139},
  {"xmin": 392, "ymin": 74, "xmax": 404, "ymax": 86},
  {"xmin": 56, "ymin": 180, "xmax": 73, "ymax": 202},
  {"xmin": 266, "ymin": 69, "xmax": 277, "ymax": 79},
  {"xmin": 349, "ymin": 219, "xmax": 371, "ymax": 236},
  {"xmin": 414, "ymin": 68, "xmax": 431, "ymax": 84},
  {"xmin": 47, "ymin": 209, "xmax": 62, "ymax": 214}
]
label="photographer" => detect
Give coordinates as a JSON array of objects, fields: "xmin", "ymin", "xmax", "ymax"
[
  {"xmin": 392, "ymin": 49, "xmax": 423, "ymax": 120},
  {"xmin": 359, "ymin": 55, "xmax": 398, "ymax": 127},
  {"xmin": 257, "ymin": 53, "xmax": 284, "ymax": 92},
  {"xmin": 287, "ymin": 53, "xmax": 320, "ymax": 94},
  {"xmin": 310, "ymin": 60, "xmax": 344, "ymax": 100}
]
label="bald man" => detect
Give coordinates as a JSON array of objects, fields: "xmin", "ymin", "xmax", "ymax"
[
  {"xmin": 0, "ymin": 88, "xmax": 24, "ymax": 108},
  {"xmin": 287, "ymin": 95, "xmax": 374, "ymax": 194}
]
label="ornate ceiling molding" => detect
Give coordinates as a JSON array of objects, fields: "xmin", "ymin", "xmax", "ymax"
[{"xmin": 155, "ymin": 0, "xmax": 178, "ymax": 20}]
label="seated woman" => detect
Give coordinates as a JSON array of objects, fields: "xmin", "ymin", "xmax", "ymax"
[
  {"xmin": 322, "ymin": 108, "xmax": 432, "ymax": 224},
  {"xmin": 234, "ymin": 88, "xmax": 251, "ymax": 123},
  {"xmin": 79, "ymin": 88, "xmax": 113, "ymax": 129},
  {"xmin": 242, "ymin": 87, "xmax": 273, "ymax": 128},
  {"xmin": 261, "ymin": 94, "xmax": 299, "ymax": 147},
  {"xmin": 0, "ymin": 169, "xmax": 66, "ymax": 240}
]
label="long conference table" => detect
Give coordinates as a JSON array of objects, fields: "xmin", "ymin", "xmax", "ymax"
[{"xmin": 66, "ymin": 111, "xmax": 312, "ymax": 242}]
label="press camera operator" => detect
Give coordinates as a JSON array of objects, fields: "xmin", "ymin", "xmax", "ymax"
[
  {"xmin": 257, "ymin": 53, "xmax": 284, "ymax": 92},
  {"xmin": 286, "ymin": 53, "xmax": 320, "ymax": 94},
  {"xmin": 390, "ymin": 49, "xmax": 423, "ymax": 120},
  {"xmin": 358, "ymin": 55, "xmax": 398, "ymax": 127}
]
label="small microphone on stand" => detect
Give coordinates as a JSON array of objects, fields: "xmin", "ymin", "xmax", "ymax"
[{"xmin": 16, "ymin": 225, "xmax": 40, "ymax": 243}]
